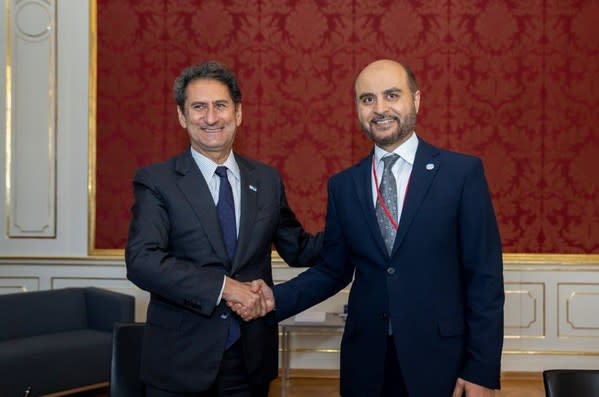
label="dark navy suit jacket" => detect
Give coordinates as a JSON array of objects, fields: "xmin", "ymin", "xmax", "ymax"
[
  {"xmin": 125, "ymin": 150, "xmax": 321, "ymax": 392},
  {"xmin": 274, "ymin": 139, "xmax": 504, "ymax": 397}
]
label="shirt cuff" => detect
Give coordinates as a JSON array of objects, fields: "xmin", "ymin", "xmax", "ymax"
[{"xmin": 216, "ymin": 275, "xmax": 226, "ymax": 305}]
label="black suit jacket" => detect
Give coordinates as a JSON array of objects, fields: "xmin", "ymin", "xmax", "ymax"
[{"xmin": 125, "ymin": 150, "xmax": 321, "ymax": 392}]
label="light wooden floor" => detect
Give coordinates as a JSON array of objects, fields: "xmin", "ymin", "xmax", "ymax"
[
  {"xmin": 268, "ymin": 373, "xmax": 545, "ymax": 397},
  {"xmin": 75, "ymin": 372, "xmax": 545, "ymax": 397}
]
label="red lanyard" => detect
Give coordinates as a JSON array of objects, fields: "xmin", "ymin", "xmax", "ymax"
[{"xmin": 372, "ymin": 155, "xmax": 410, "ymax": 231}]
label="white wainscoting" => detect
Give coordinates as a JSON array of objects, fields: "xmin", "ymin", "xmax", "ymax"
[
  {"xmin": 502, "ymin": 258, "xmax": 599, "ymax": 371},
  {"xmin": 0, "ymin": 257, "xmax": 149, "ymax": 321},
  {"xmin": 2, "ymin": 256, "xmax": 599, "ymax": 372}
]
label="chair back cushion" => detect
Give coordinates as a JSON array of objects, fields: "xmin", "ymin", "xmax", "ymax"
[
  {"xmin": 544, "ymin": 369, "xmax": 599, "ymax": 397},
  {"xmin": 110, "ymin": 322, "xmax": 145, "ymax": 397},
  {"xmin": 0, "ymin": 288, "xmax": 87, "ymax": 341}
]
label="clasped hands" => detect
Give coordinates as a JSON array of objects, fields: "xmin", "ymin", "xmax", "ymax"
[{"xmin": 222, "ymin": 277, "xmax": 274, "ymax": 321}]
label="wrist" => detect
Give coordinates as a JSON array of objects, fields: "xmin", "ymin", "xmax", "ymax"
[{"xmin": 222, "ymin": 276, "xmax": 236, "ymax": 301}]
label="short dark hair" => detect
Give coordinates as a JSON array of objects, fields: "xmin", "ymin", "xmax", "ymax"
[
  {"xmin": 173, "ymin": 61, "xmax": 242, "ymax": 109},
  {"xmin": 403, "ymin": 64, "xmax": 419, "ymax": 94}
]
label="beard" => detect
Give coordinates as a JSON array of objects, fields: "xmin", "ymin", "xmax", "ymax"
[{"xmin": 361, "ymin": 107, "xmax": 417, "ymax": 148}]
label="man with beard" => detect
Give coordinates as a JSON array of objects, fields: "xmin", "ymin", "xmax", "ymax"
[{"xmin": 234, "ymin": 59, "xmax": 504, "ymax": 396}]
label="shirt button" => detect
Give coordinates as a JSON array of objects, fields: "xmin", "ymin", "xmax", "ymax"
[{"xmin": 387, "ymin": 267, "xmax": 395, "ymax": 275}]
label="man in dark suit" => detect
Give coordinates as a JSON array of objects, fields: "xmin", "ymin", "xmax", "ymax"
[
  {"xmin": 125, "ymin": 61, "xmax": 321, "ymax": 397},
  {"xmin": 241, "ymin": 59, "xmax": 504, "ymax": 397}
]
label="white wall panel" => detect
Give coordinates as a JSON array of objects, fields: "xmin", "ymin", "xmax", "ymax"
[
  {"xmin": 504, "ymin": 282, "xmax": 545, "ymax": 339},
  {"xmin": 558, "ymin": 283, "xmax": 599, "ymax": 338},
  {"xmin": 7, "ymin": 0, "xmax": 56, "ymax": 237},
  {"xmin": 0, "ymin": 0, "xmax": 88, "ymax": 255},
  {"xmin": 0, "ymin": 276, "xmax": 39, "ymax": 293},
  {"xmin": 2, "ymin": 257, "xmax": 599, "ymax": 372},
  {"xmin": 0, "ymin": 258, "xmax": 147, "ymax": 322}
]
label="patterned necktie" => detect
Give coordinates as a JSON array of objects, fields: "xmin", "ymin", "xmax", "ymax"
[
  {"xmin": 375, "ymin": 154, "xmax": 400, "ymax": 254},
  {"xmin": 214, "ymin": 166, "xmax": 240, "ymax": 349}
]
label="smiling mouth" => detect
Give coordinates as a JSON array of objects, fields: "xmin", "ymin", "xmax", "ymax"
[
  {"xmin": 371, "ymin": 116, "xmax": 398, "ymax": 126},
  {"xmin": 201, "ymin": 126, "xmax": 224, "ymax": 132}
]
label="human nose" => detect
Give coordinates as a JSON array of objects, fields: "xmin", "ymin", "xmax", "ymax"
[
  {"xmin": 374, "ymin": 97, "xmax": 387, "ymax": 114},
  {"xmin": 204, "ymin": 105, "xmax": 218, "ymax": 124}
]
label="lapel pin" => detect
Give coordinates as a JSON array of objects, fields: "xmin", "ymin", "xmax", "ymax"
[
  {"xmin": 426, "ymin": 163, "xmax": 435, "ymax": 170},
  {"xmin": 249, "ymin": 185, "xmax": 257, "ymax": 192}
]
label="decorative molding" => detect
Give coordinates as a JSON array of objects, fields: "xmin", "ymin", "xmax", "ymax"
[
  {"xmin": 2, "ymin": 257, "xmax": 599, "ymax": 369},
  {"xmin": 559, "ymin": 283, "xmax": 599, "ymax": 338},
  {"xmin": 5, "ymin": 0, "xmax": 56, "ymax": 238},
  {"xmin": 0, "ymin": 256, "xmax": 125, "ymax": 265},
  {"xmin": 504, "ymin": 282, "xmax": 545, "ymax": 339},
  {"xmin": 273, "ymin": 253, "xmax": 599, "ymax": 267},
  {"xmin": 87, "ymin": 0, "xmax": 98, "ymax": 255},
  {"xmin": 504, "ymin": 254, "xmax": 599, "ymax": 265},
  {"xmin": 503, "ymin": 350, "xmax": 599, "ymax": 356},
  {"xmin": 0, "ymin": 276, "xmax": 39, "ymax": 293}
]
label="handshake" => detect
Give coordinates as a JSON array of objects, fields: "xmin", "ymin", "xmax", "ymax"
[{"xmin": 223, "ymin": 277, "xmax": 275, "ymax": 321}]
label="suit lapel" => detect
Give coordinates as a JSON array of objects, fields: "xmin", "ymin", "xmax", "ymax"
[
  {"xmin": 231, "ymin": 156, "xmax": 258, "ymax": 274},
  {"xmin": 391, "ymin": 140, "xmax": 440, "ymax": 255},
  {"xmin": 174, "ymin": 151, "xmax": 229, "ymax": 263},
  {"xmin": 352, "ymin": 153, "xmax": 389, "ymax": 257}
]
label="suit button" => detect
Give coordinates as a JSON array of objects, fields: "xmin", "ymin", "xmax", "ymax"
[
  {"xmin": 220, "ymin": 313, "xmax": 228, "ymax": 320},
  {"xmin": 382, "ymin": 313, "xmax": 388, "ymax": 320},
  {"xmin": 386, "ymin": 267, "xmax": 395, "ymax": 275}
]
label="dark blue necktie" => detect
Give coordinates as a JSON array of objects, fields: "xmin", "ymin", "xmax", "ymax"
[
  {"xmin": 214, "ymin": 166, "xmax": 240, "ymax": 349},
  {"xmin": 215, "ymin": 166, "xmax": 237, "ymax": 262}
]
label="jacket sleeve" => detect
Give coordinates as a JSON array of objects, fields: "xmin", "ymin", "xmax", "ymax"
[
  {"xmin": 274, "ymin": 177, "xmax": 354, "ymax": 321},
  {"xmin": 458, "ymin": 158, "xmax": 504, "ymax": 390},
  {"xmin": 272, "ymin": 174, "xmax": 324, "ymax": 267},
  {"xmin": 125, "ymin": 167, "xmax": 224, "ymax": 316}
]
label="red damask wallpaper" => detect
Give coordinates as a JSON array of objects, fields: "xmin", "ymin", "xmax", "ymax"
[{"xmin": 95, "ymin": 0, "xmax": 599, "ymax": 253}]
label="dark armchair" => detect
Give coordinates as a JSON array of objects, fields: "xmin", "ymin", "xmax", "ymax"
[
  {"xmin": 0, "ymin": 287, "xmax": 134, "ymax": 396},
  {"xmin": 110, "ymin": 322, "xmax": 145, "ymax": 397},
  {"xmin": 543, "ymin": 369, "xmax": 599, "ymax": 397}
]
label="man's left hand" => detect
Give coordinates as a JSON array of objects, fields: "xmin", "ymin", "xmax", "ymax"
[{"xmin": 451, "ymin": 377, "xmax": 494, "ymax": 397}]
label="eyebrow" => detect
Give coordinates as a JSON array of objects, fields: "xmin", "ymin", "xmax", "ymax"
[
  {"xmin": 358, "ymin": 87, "xmax": 403, "ymax": 100},
  {"xmin": 189, "ymin": 99, "xmax": 230, "ymax": 106},
  {"xmin": 383, "ymin": 88, "xmax": 402, "ymax": 95}
]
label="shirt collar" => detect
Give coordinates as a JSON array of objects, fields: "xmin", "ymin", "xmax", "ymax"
[
  {"xmin": 190, "ymin": 147, "xmax": 240, "ymax": 182},
  {"xmin": 374, "ymin": 131, "xmax": 419, "ymax": 166}
]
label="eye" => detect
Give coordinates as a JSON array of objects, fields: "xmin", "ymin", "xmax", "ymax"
[
  {"xmin": 361, "ymin": 96, "xmax": 375, "ymax": 105},
  {"xmin": 192, "ymin": 103, "xmax": 207, "ymax": 111},
  {"xmin": 215, "ymin": 102, "xmax": 228, "ymax": 110},
  {"xmin": 386, "ymin": 92, "xmax": 399, "ymax": 100}
]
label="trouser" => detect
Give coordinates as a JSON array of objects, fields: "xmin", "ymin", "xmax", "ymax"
[{"xmin": 145, "ymin": 340, "xmax": 269, "ymax": 397}]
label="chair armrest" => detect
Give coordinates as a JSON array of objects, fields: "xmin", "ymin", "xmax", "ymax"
[{"xmin": 85, "ymin": 287, "xmax": 135, "ymax": 332}]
